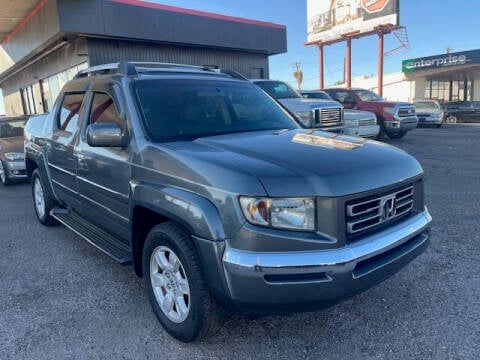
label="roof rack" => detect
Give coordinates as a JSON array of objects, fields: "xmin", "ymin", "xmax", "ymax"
[{"xmin": 74, "ymin": 61, "xmax": 247, "ymax": 80}]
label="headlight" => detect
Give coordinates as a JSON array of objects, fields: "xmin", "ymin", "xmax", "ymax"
[
  {"xmin": 383, "ymin": 107, "xmax": 396, "ymax": 115},
  {"xmin": 4, "ymin": 152, "xmax": 24, "ymax": 161},
  {"xmin": 239, "ymin": 196, "xmax": 315, "ymax": 231},
  {"xmin": 296, "ymin": 111, "xmax": 314, "ymax": 127}
]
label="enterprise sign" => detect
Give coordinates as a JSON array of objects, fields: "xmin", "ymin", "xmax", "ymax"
[{"xmin": 402, "ymin": 49, "xmax": 480, "ymax": 73}]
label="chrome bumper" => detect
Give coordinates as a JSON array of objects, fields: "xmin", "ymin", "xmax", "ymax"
[
  {"xmin": 4, "ymin": 160, "xmax": 27, "ymax": 179},
  {"xmin": 222, "ymin": 208, "xmax": 431, "ymax": 310},
  {"xmin": 386, "ymin": 116, "xmax": 419, "ymax": 131},
  {"xmin": 343, "ymin": 124, "xmax": 380, "ymax": 138}
]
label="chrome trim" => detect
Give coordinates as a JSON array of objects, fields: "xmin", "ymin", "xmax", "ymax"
[
  {"xmin": 346, "ymin": 186, "xmax": 414, "ymax": 234},
  {"xmin": 223, "ymin": 209, "xmax": 431, "ymax": 273},
  {"xmin": 79, "ymin": 193, "xmax": 129, "ymax": 222},
  {"xmin": 48, "ymin": 162, "xmax": 75, "ymax": 177},
  {"xmin": 52, "ymin": 179, "xmax": 79, "ymax": 195},
  {"xmin": 77, "ymin": 176, "xmax": 129, "ymax": 200}
]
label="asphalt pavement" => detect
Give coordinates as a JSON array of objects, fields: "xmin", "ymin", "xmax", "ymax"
[{"xmin": 0, "ymin": 124, "xmax": 479, "ymax": 359}]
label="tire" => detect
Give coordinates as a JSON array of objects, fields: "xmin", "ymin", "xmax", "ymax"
[
  {"xmin": 375, "ymin": 121, "xmax": 386, "ymax": 141},
  {"xmin": 0, "ymin": 161, "xmax": 12, "ymax": 186},
  {"xmin": 387, "ymin": 131, "xmax": 406, "ymax": 139},
  {"xmin": 446, "ymin": 115, "xmax": 457, "ymax": 123},
  {"xmin": 143, "ymin": 222, "xmax": 226, "ymax": 342},
  {"xmin": 31, "ymin": 169, "xmax": 58, "ymax": 226}
]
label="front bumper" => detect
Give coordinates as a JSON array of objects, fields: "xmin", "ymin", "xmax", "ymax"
[
  {"xmin": 418, "ymin": 116, "xmax": 443, "ymax": 125},
  {"xmin": 385, "ymin": 116, "xmax": 418, "ymax": 133},
  {"xmin": 3, "ymin": 160, "xmax": 27, "ymax": 180},
  {"xmin": 343, "ymin": 124, "xmax": 380, "ymax": 138},
  {"xmin": 223, "ymin": 208, "xmax": 431, "ymax": 312}
]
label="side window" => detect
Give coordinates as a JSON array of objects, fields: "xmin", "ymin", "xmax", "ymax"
[
  {"xmin": 58, "ymin": 93, "xmax": 85, "ymax": 133},
  {"xmin": 89, "ymin": 93, "xmax": 125, "ymax": 132}
]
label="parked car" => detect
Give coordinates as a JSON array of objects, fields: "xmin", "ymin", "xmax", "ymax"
[
  {"xmin": 444, "ymin": 101, "xmax": 480, "ymax": 123},
  {"xmin": 323, "ymin": 88, "xmax": 418, "ymax": 139},
  {"xmin": 414, "ymin": 100, "xmax": 444, "ymax": 127},
  {"xmin": 0, "ymin": 116, "xmax": 28, "ymax": 185},
  {"xmin": 301, "ymin": 90, "xmax": 379, "ymax": 138},
  {"xmin": 25, "ymin": 62, "xmax": 431, "ymax": 342},
  {"xmin": 251, "ymin": 80, "xmax": 344, "ymax": 132}
]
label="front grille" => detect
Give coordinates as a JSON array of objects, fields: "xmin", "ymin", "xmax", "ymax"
[
  {"xmin": 315, "ymin": 107, "xmax": 342, "ymax": 127},
  {"xmin": 398, "ymin": 107, "xmax": 416, "ymax": 117},
  {"xmin": 357, "ymin": 118, "xmax": 376, "ymax": 126},
  {"xmin": 346, "ymin": 186, "xmax": 414, "ymax": 235}
]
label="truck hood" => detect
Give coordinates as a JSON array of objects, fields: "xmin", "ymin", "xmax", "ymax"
[
  {"xmin": 344, "ymin": 109, "xmax": 376, "ymax": 120},
  {"xmin": 416, "ymin": 109, "xmax": 443, "ymax": 115},
  {"xmin": 360, "ymin": 101, "xmax": 412, "ymax": 108},
  {"xmin": 163, "ymin": 129, "xmax": 423, "ymax": 197},
  {"xmin": 278, "ymin": 98, "xmax": 342, "ymax": 112},
  {"xmin": 0, "ymin": 137, "xmax": 24, "ymax": 154}
]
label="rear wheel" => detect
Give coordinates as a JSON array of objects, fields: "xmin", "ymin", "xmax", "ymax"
[
  {"xmin": 143, "ymin": 222, "xmax": 226, "ymax": 342},
  {"xmin": 31, "ymin": 169, "xmax": 57, "ymax": 226},
  {"xmin": 0, "ymin": 161, "xmax": 11, "ymax": 185}
]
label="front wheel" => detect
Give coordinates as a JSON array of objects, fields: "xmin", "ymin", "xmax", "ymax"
[
  {"xmin": 143, "ymin": 222, "xmax": 226, "ymax": 342},
  {"xmin": 31, "ymin": 169, "xmax": 58, "ymax": 226},
  {"xmin": 387, "ymin": 131, "xmax": 407, "ymax": 139},
  {"xmin": 446, "ymin": 115, "xmax": 458, "ymax": 123},
  {"xmin": 0, "ymin": 161, "xmax": 11, "ymax": 185}
]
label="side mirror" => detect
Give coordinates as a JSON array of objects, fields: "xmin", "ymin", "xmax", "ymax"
[{"xmin": 86, "ymin": 123, "xmax": 128, "ymax": 147}]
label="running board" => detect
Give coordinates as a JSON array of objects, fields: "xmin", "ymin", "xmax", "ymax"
[{"xmin": 51, "ymin": 208, "xmax": 132, "ymax": 264}]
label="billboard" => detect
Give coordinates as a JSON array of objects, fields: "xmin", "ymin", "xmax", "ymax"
[{"xmin": 307, "ymin": 0, "xmax": 399, "ymax": 44}]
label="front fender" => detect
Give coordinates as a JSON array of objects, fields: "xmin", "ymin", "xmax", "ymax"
[{"xmin": 131, "ymin": 183, "xmax": 226, "ymax": 241}]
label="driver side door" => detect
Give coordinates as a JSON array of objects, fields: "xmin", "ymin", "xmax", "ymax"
[{"xmin": 76, "ymin": 90, "xmax": 132, "ymax": 243}]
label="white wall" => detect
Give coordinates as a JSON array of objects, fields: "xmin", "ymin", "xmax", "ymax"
[{"xmin": 347, "ymin": 72, "xmax": 415, "ymax": 102}]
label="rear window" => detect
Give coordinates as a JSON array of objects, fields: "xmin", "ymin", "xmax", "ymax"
[{"xmin": 132, "ymin": 79, "xmax": 298, "ymax": 142}]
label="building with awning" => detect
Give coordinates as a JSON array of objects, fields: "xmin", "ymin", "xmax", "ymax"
[{"xmin": 0, "ymin": 0, "xmax": 286, "ymax": 116}]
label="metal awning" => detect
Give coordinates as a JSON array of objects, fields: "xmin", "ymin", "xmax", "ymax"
[{"xmin": 0, "ymin": 1, "xmax": 41, "ymax": 44}]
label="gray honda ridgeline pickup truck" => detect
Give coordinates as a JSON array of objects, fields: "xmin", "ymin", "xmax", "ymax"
[{"xmin": 24, "ymin": 62, "xmax": 432, "ymax": 342}]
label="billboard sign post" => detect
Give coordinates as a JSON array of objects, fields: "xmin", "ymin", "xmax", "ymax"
[{"xmin": 306, "ymin": 0, "xmax": 400, "ymax": 93}]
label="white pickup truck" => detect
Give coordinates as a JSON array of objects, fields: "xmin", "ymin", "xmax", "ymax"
[{"xmin": 252, "ymin": 80, "xmax": 345, "ymax": 133}]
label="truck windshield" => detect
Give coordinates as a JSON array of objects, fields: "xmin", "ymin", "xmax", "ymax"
[
  {"xmin": 0, "ymin": 120, "xmax": 26, "ymax": 138},
  {"xmin": 133, "ymin": 79, "xmax": 298, "ymax": 142},
  {"xmin": 353, "ymin": 90, "xmax": 383, "ymax": 102},
  {"xmin": 254, "ymin": 81, "xmax": 301, "ymax": 100}
]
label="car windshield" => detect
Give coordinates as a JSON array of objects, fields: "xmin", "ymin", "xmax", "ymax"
[
  {"xmin": 415, "ymin": 101, "xmax": 440, "ymax": 110},
  {"xmin": 254, "ymin": 81, "xmax": 301, "ymax": 100},
  {"xmin": 0, "ymin": 119, "xmax": 26, "ymax": 138},
  {"xmin": 133, "ymin": 79, "xmax": 299, "ymax": 142},
  {"xmin": 354, "ymin": 90, "xmax": 383, "ymax": 102},
  {"xmin": 303, "ymin": 92, "xmax": 332, "ymax": 100}
]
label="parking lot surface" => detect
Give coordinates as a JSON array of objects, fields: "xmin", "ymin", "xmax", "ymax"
[{"xmin": 1, "ymin": 125, "xmax": 479, "ymax": 360}]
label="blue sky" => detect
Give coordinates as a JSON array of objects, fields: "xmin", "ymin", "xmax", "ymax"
[{"xmin": 152, "ymin": 0, "xmax": 480, "ymax": 89}]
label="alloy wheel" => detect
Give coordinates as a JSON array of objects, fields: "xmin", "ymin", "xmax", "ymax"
[
  {"xmin": 34, "ymin": 177, "xmax": 46, "ymax": 218},
  {"xmin": 0, "ymin": 162, "xmax": 5, "ymax": 184},
  {"xmin": 150, "ymin": 246, "xmax": 191, "ymax": 323}
]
